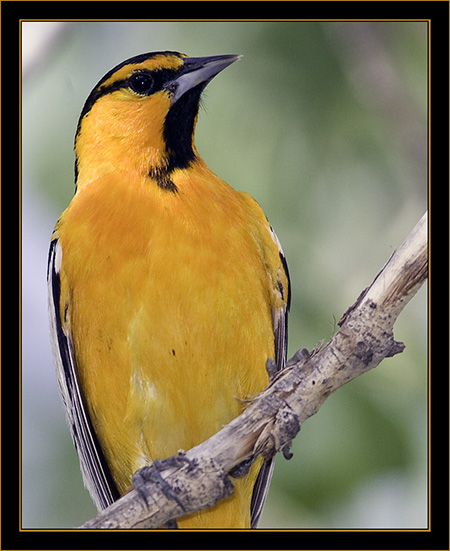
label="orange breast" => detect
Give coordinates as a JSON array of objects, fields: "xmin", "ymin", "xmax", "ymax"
[{"xmin": 57, "ymin": 165, "xmax": 281, "ymax": 527}]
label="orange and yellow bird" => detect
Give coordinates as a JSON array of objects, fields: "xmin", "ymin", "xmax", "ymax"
[{"xmin": 48, "ymin": 51, "xmax": 290, "ymax": 529}]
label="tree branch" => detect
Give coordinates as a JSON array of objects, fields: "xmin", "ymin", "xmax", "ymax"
[{"xmin": 80, "ymin": 212, "xmax": 428, "ymax": 529}]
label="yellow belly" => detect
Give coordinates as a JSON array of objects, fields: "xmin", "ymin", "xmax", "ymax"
[{"xmin": 58, "ymin": 168, "xmax": 278, "ymax": 527}]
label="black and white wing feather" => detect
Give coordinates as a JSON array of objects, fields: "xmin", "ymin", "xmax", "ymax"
[
  {"xmin": 47, "ymin": 238, "xmax": 119, "ymax": 510},
  {"xmin": 250, "ymin": 224, "xmax": 290, "ymax": 528}
]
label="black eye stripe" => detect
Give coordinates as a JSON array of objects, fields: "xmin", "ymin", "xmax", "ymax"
[
  {"xmin": 128, "ymin": 68, "xmax": 177, "ymax": 95},
  {"xmin": 78, "ymin": 68, "xmax": 180, "ymax": 124}
]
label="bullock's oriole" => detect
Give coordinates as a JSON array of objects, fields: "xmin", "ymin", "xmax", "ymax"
[{"xmin": 48, "ymin": 51, "xmax": 290, "ymax": 529}]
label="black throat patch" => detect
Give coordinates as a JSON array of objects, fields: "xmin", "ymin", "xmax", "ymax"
[
  {"xmin": 151, "ymin": 85, "xmax": 205, "ymax": 193},
  {"xmin": 163, "ymin": 86, "xmax": 204, "ymax": 162}
]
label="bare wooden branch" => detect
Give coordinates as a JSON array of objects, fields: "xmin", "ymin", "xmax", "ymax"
[{"xmin": 80, "ymin": 212, "xmax": 428, "ymax": 529}]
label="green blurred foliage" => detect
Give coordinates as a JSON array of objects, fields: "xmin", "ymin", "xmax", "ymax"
[{"xmin": 22, "ymin": 21, "xmax": 427, "ymax": 529}]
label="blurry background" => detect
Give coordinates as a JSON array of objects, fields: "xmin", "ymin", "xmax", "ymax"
[{"xmin": 22, "ymin": 21, "xmax": 428, "ymax": 529}]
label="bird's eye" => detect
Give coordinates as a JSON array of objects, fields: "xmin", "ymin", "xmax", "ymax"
[{"xmin": 129, "ymin": 72, "xmax": 154, "ymax": 95}]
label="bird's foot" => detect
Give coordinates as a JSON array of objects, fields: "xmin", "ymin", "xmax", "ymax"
[{"xmin": 132, "ymin": 453, "xmax": 191, "ymax": 529}]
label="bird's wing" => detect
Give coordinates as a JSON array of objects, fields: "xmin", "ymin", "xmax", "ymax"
[
  {"xmin": 47, "ymin": 238, "xmax": 119, "ymax": 510},
  {"xmin": 250, "ymin": 225, "xmax": 290, "ymax": 528}
]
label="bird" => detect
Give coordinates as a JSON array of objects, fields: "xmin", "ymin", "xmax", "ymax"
[{"xmin": 47, "ymin": 51, "xmax": 290, "ymax": 529}]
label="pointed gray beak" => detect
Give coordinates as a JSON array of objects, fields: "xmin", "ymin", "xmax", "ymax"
[{"xmin": 165, "ymin": 54, "xmax": 241, "ymax": 105}]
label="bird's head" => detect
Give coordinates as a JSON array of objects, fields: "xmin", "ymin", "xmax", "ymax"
[{"xmin": 74, "ymin": 51, "xmax": 240, "ymax": 189}]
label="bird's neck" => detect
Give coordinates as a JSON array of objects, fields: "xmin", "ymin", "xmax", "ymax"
[{"xmin": 74, "ymin": 91, "xmax": 201, "ymax": 190}]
